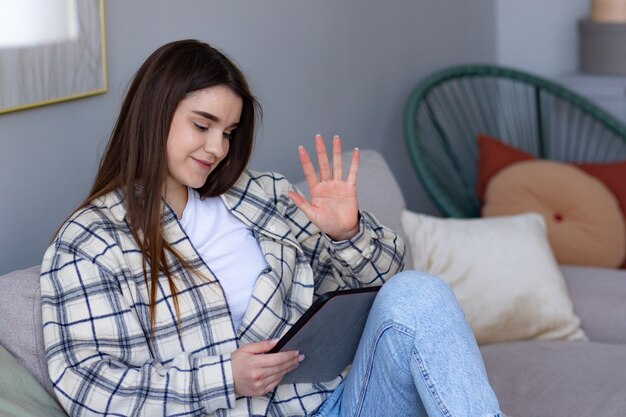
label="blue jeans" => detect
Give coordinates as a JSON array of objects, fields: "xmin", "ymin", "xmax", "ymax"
[{"xmin": 314, "ymin": 271, "xmax": 502, "ymax": 417}]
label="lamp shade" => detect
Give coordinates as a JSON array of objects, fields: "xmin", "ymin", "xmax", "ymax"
[
  {"xmin": 0, "ymin": 0, "xmax": 79, "ymax": 48},
  {"xmin": 592, "ymin": 0, "xmax": 626, "ymax": 22}
]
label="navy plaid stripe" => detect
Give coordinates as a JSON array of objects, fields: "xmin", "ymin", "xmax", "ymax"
[{"xmin": 41, "ymin": 170, "xmax": 404, "ymax": 416}]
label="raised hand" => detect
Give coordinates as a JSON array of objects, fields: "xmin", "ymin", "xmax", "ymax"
[
  {"xmin": 231, "ymin": 340, "xmax": 304, "ymax": 397},
  {"xmin": 288, "ymin": 134, "xmax": 360, "ymax": 241}
]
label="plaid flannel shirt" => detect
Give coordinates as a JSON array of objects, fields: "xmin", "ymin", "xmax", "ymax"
[{"xmin": 41, "ymin": 170, "xmax": 405, "ymax": 417}]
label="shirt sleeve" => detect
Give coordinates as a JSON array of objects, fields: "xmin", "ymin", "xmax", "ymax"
[
  {"xmin": 280, "ymin": 179, "xmax": 406, "ymax": 294},
  {"xmin": 40, "ymin": 246, "xmax": 236, "ymax": 417}
]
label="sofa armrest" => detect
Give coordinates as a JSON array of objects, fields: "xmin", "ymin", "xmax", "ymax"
[
  {"xmin": 0, "ymin": 266, "xmax": 55, "ymax": 397},
  {"xmin": 562, "ymin": 265, "xmax": 626, "ymax": 344}
]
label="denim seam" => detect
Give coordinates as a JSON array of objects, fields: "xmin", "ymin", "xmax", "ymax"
[
  {"xmin": 350, "ymin": 320, "xmax": 394, "ymax": 417},
  {"xmin": 389, "ymin": 322, "xmax": 416, "ymax": 375},
  {"xmin": 411, "ymin": 346, "xmax": 453, "ymax": 417}
]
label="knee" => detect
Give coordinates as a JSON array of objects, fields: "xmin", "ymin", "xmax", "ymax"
[{"xmin": 375, "ymin": 270, "xmax": 457, "ymax": 313}]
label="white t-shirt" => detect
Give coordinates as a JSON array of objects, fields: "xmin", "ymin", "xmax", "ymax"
[{"xmin": 180, "ymin": 188, "xmax": 268, "ymax": 330}]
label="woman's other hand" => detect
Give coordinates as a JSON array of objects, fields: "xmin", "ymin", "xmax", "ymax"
[
  {"xmin": 231, "ymin": 340, "xmax": 304, "ymax": 397},
  {"xmin": 288, "ymin": 134, "xmax": 360, "ymax": 241}
]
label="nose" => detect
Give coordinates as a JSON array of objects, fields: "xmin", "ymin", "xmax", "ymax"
[{"xmin": 203, "ymin": 131, "xmax": 228, "ymax": 158}]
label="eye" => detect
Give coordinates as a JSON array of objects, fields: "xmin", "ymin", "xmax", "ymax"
[
  {"xmin": 224, "ymin": 130, "xmax": 236, "ymax": 140},
  {"xmin": 193, "ymin": 122, "xmax": 208, "ymax": 131}
]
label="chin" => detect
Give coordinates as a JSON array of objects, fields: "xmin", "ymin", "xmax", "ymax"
[
  {"xmin": 190, "ymin": 180, "xmax": 209, "ymax": 190},
  {"xmin": 183, "ymin": 175, "xmax": 209, "ymax": 190}
]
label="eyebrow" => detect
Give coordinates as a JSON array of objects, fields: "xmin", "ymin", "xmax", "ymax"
[{"xmin": 191, "ymin": 110, "xmax": 239, "ymax": 128}]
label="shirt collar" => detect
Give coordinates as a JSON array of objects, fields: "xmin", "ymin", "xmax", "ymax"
[
  {"xmin": 92, "ymin": 173, "xmax": 300, "ymax": 249},
  {"xmin": 221, "ymin": 170, "xmax": 301, "ymax": 249}
]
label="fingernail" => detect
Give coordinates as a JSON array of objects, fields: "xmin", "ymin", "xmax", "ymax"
[
  {"xmin": 298, "ymin": 145, "xmax": 304, "ymax": 151},
  {"xmin": 354, "ymin": 147, "xmax": 359, "ymax": 151},
  {"xmin": 298, "ymin": 354, "xmax": 305, "ymax": 362},
  {"xmin": 270, "ymin": 339, "xmax": 280, "ymax": 343},
  {"xmin": 294, "ymin": 350, "xmax": 299, "ymax": 357}
]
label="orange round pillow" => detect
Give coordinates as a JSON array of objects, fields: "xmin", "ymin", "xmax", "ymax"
[{"xmin": 482, "ymin": 160, "xmax": 626, "ymax": 268}]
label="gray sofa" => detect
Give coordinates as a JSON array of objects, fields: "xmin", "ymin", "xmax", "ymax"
[{"xmin": 1, "ymin": 149, "xmax": 625, "ymax": 417}]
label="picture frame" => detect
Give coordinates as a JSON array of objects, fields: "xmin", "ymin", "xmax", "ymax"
[{"xmin": 0, "ymin": 0, "xmax": 107, "ymax": 115}]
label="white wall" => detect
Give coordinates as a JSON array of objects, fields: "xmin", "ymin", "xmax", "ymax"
[
  {"xmin": 0, "ymin": 0, "xmax": 496, "ymax": 274},
  {"xmin": 495, "ymin": 0, "xmax": 589, "ymax": 77}
]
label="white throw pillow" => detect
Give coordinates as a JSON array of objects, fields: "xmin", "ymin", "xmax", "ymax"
[{"xmin": 400, "ymin": 210, "xmax": 587, "ymax": 345}]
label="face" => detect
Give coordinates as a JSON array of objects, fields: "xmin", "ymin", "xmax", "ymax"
[{"xmin": 164, "ymin": 85, "xmax": 243, "ymax": 206}]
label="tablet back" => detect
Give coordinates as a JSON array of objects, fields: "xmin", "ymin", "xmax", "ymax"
[{"xmin": 276, "ymin": 287, "xmax": 380, "ymax": 384}]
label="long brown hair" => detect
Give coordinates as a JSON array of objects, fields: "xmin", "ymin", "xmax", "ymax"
[{"xmin": 76, "ymin": 40, "xmax": 260, "ymax": 331}]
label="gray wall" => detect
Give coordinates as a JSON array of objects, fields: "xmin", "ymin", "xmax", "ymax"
[
  {"xmin": 495, "ymin": 0, "xmax": 589, "ymax": 77},
  {"xmin": 0, "ymin": 0, "xmax": 496, "ymax": 274}
]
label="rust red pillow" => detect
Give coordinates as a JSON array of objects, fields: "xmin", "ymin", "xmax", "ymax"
[
  {"xmin": 476, "ymin": 134, "xmax": 532, "ymax": 201},
  {"xmin": 477, "ymin": 133, "xmax": 626, "ymax": 268}
]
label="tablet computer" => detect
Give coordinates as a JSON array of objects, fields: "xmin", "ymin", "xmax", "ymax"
[{"xmin": 270, "ymin": 286, "xmax": 381, "ymax": 384}]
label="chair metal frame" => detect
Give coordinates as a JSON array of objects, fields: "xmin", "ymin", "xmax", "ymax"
[{"xmin": 404, "ymin": 64, "xmax": 626, "ymax": 217}]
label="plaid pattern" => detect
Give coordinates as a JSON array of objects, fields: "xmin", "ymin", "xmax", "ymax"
[{"xmin": 41, "ymin": 170, "xmax": 405, "ymax": 417}]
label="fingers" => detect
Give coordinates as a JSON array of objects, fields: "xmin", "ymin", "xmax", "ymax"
[
  {"xmin": 346, "ymin": 147, "xmax": 360, "ymax": 186},
  {"xmin": 245, "ymin": 351, "xmax": 301, "ymax": 377},
  {"xmin": 297, "ymin": 134, "xmax": 357, "ymax": 186},
  {"xmin": 263, "ymin": 355, "xmax": 303, "ymax": 386},
  {"xmin": 253, "ymin": 358, "xmax": 300, "ymax": 395},
  {"xmin": 315, "ymin": 134, "xmax": 332, "ymax": 181},
  {"xmin": 332, "ymin": 135, "xmax": 343, "ymax": 181},
  {"xmin": 232, "ymin": 342, "xmax": 305, "ymax": 397},
  {"xmin": 256, "ymin": 350, "xmax": 303, "ymax": 369},
  {"xmin": 254, "ymin": 352, "xmax": 304, "ymax": 393},
  {"xmin": 239, "ymin": 339, "xmax": 279, "ymax": 354},
  {"xmin": 239, "ymin": 341, "xmax": 305, "ymax": 368},
  {"xmin": 297, "ymin": 145, "xmax": 318, "ymax": 191}
]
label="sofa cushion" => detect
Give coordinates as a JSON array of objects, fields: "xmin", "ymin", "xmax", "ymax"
[
  {"xmin": 401, "ymin": 210, "xmax": 586, "ymax": 345},
  {"xmin": 476, "ymin": 134, "xmax": 626, "ymax": 212},
  {"xmin": 0, "ymin": 266, "xmax": 53, "ymax": 396},
  {"xmin": 562, "ymin": 265, "xmax": 626, "ymax": 344},
  {"xmin": 476, "ymin": 133, "xmax": 533, "ymax": 201},
  {"xmin": 481, "ymin": 340, "xmax": 626, "ymax": 417},
  {"xmin": 0, "ymin": 345, "xmax": 66, "ymax": 417},
  {"xmin": 476, "ymin": 133, "xmax": 626, "ymax": 268},
  {"xmin": 483, "ymin": 160, "xmax": 626, "ymax": 268}
]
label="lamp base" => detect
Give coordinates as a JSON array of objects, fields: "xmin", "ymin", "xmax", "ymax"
[{"xmin": 579, "ymin": 18, "xmax": 626, "ymax": 75}]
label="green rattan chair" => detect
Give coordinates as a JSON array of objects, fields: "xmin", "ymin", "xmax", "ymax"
[{"xmin": 404, "ymin": 64, "xmax": 626, "ymax": 218}]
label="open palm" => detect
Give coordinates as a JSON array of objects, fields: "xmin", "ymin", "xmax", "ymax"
[{"xmin": 288, "ymin": 135, "xmax": 360, "ymax": 241}]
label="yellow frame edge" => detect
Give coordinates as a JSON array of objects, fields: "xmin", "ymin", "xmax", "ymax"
[{"xmin": 0, "ymin": 0, "xmax": 108, "ymax": 115}]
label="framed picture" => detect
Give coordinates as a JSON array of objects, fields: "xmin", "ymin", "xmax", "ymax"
[{"xmin": 0, "ymin": 0, "xmax": 107, "ymax": 114}]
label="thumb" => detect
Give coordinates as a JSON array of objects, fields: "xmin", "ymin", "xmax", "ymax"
[
  {"xmin": 239, "ymin": 339, "xmax": 279, "ymax": 354},
  {"xmin": 287, "ymin": 191, "xmax": 306, "ymax": 207},
  {"xmin": 287, "ymin": 191, "xmax": 316, "ymax": 222}
]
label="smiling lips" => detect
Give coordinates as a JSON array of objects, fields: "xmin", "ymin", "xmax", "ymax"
[{"xmin": 191, "ymin": 157, "xmax": 213, "ymax": 170}]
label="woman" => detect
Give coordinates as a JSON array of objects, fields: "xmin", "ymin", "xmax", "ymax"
[{"xmin": 41, "ymin": 40, "xmax": 503, "ymax": 417}]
